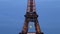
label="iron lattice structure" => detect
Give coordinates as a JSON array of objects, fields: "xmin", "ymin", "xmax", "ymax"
[{"xmin": 19, "ymin": 0, "xmax": 43, "ymax": 34}]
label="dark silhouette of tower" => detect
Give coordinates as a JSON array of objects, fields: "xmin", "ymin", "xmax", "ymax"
[{"xmin": 19, "ymin": 0, "xmax": 43, "ymax": 34}]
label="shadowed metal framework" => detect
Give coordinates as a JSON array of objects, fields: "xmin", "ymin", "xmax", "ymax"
[{"xmin": 19, "ymin": 0, "xmax": 43, "ymax": 34}]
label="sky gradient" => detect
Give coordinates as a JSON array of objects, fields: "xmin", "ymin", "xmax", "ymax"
[{"xmin": 0, "ymin": 0, "xmax": 60, "ymax": 34}]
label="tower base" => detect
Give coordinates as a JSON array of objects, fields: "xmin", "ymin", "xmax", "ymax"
[{"xmin": 19, "ymin": 32, "xmax": 43, "ymax": 34}]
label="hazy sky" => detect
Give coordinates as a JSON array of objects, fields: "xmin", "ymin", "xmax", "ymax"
[{"xmin": 0, "ymin": 0, "xmax": 60, "ymax": 34}]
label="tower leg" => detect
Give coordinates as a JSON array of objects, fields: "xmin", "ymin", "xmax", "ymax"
[
  {"xmin": 34, "ymin": 20, "xmax": 43, "ymax": 34},
  {"xmin": 19, "ymin": 19, "xmax": 29, "ymax": 34}
]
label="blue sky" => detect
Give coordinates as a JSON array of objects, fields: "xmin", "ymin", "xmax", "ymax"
[{"xmin": 0, "ymin": 0, "xmax": 60, "ymax": 34}]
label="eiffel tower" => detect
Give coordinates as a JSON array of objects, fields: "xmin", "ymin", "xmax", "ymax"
[{"xmin": 19, "ymin": 0, "xmax": 43, "ymax": 34}]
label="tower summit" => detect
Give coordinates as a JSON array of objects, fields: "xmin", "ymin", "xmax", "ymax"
[{"xmin": 19, "ymin": 0, "xmax": 43, "ymax": 34}]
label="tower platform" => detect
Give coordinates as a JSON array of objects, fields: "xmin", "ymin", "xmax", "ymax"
[
  {"xmin": 19, "ymin": 32, "xmax": 43, "ymax": 34},
  {"xmin": 27, "ymin": 32, "xmax": 36, "ymax": 34}
]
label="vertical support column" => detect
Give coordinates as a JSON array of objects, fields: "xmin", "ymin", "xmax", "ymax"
[
  {"xmin": 21, "ymin": 19, "xmax": 29, "ymax": 34},
  {"xmin": 30, "ymin": 0, "xmax": 33, "ymax": 12},
  {"xmin": 34, "ymin": 19, "xmax": 41, "ymax": 34},
  {"xmin": 33, "ymin": 0, "xmax": 36, "ymax": 12},
  {"xmin": 26, "ymin": 0, "xmax": 30, "ymax": 12}
]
